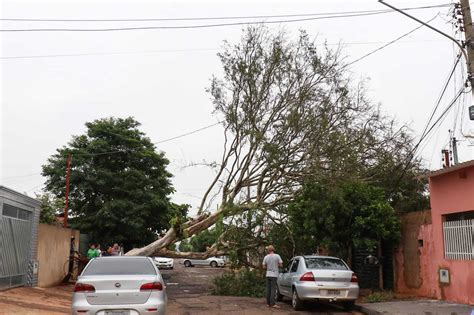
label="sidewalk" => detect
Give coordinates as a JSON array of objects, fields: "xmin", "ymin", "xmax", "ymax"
[{"xmin": 358, "ymin": 300, "xmax": 474, "ymax": 315}]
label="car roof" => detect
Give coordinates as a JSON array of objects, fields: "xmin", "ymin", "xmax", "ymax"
[
  {"xmin": 94, "ymin": 256, "xmax": 150, "ymax": 259},
  {"xmin": 295, "ymin": 255, "xmax": 343, "ymax": 260}
]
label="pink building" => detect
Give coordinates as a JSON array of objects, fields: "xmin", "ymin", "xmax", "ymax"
[{"xmin": 395, "ymin": 160, "xmax": 474, "ymax": 305}]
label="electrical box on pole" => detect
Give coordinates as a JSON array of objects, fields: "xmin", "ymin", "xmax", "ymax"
[{"xmin": 470, "ymin": 105, "xmax": 474, "ymax": 120}]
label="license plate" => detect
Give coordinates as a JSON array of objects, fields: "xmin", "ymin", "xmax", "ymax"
[
  {"xmin": 105, "ymin": 311, "xmax": 130, "ymax": 315},
  {"xmin": 327, "ymin": 290, "xmax": 340, "ymax": 295}
]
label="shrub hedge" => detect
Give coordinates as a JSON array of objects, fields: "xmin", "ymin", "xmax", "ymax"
[{"xmin": 212, "ymin": 268, "xmax": 266, "ymax": 298}]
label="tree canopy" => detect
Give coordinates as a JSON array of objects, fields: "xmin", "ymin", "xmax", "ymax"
[
  {"xmin": 128, "ymin": 26, "xmax": 427, "ymax": 258},
  {"xmin": 36, "ymin": 192, "xmax": 64, "ymax": 225},
  {"xmin": 287, "ymin": 179, "xmax": 401, "ymax": 260},
  {"xmin": 42, "ymin": 117, "xmax": 184, "ymax": 250}
]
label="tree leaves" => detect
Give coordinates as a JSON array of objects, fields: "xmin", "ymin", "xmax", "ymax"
[
  {"xmin": 42, "ymin": 117, "xmax": 183, "ymax": 250},
  {"xmin": 287, "ymin": 179, "xmax": 401, "ymax": 259}
]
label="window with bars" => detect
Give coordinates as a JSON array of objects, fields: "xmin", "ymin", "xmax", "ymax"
[{"xmin": 443, "ymin": 211, "xmax": 474, "ymax": 260}]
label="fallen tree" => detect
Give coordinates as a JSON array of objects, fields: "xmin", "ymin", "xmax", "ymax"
[{"xmin": 126, "ymin": 26, "xmax": 417, "ymax": 257}]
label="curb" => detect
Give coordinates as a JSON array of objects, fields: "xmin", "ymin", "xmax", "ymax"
[{"xmin": 354, "ymin": 304, "xmax": 382, "ymax": 315}]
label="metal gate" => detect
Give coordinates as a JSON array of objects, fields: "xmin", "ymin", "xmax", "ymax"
[{"xmin": 0, "ymin": 202, "xmax": 33, "ymax": 290}]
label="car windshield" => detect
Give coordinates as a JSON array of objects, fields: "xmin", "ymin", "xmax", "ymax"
[
  {"xmin": 83, "ymin": 258, "xmax": 156, "ymax": 276},
  {"xmin": 304, "ymin": 257, "xmax": 348, "ymax": 270}
]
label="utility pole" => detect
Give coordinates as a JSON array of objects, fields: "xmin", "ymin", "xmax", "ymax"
[
  {"xmin": 379, "ymin": 1, "xmax": 474, "ymax": 122},
  {"xmin": 63, "ymin": 154, "xmax": 72, "ymax": 228},
  {"xmin": 459, "ymin": 0, "xmax": 474, "ymax": 123},
  {"xmin": 452, "ymin": 136, "xmax": 459, "ymax": 164},
  {"xmin": 459, "ymin": 0, "xmax": 474, "ymax": 89}
]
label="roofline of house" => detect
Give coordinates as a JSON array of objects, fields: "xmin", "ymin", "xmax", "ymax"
[
  {"xmin": 425, "ymin": 159, "xmax": 474, "ymax": 178},
  {"xmin": 0, "ymin": 185, "xmax": 42, "ymax": 206}
]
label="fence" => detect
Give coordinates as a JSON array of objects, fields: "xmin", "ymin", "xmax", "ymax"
[{"xmin": 443, "ymin": 219, "xmax": 474, "ymax": 260}]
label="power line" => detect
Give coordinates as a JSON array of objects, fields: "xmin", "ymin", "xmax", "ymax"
[
  {"xmin": 154, "ymin": 121, "xmax": 222, "ymax": 144},
  {"xmin": 71, "ymin": 121, "xmax": 223, "ymax": 156},
  {"xmin": 0, "ymin": 13, "xmax": 402, "ymax": 32},
  {"xmin": 25, "ymin": 183, "xmax": 45, "ymax": 194},
  {"xmin": 1, "ymin": 40, "xmax": 445, "ymax": 60},
  {"xmin": 421, "ymin": 88, "xmax": 465, "ymax": 145},
  {"xmin": 0, "ymin": 5, "xmax": 452, "ymax": 32},
  {"xmin": 411, "ymin": 87, "xmax": 465, "ymax": 161},
  {"xmin": 345, "ymin": 14, "xmax": 461, "ymax": 166},
  {"xmin": 346, "ymin": 15, "xmax": 438, "ymax": 66},
  {"xmin": 395, "ymin": 87, "xmax": 465, "ymax": 182},
  {"xmin": 0, "ymin": 4, "xmax": 450, "ymax": 22},
  {"xmin": 1, "ymin": 48, "xmax": 216, "ymax": 60},
  {"xmin": 420, "ymin": 53, "xmax": 462, "ymax": 142}
]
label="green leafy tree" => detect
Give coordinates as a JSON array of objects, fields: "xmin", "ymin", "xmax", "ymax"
[
  {"xmin": 36, "ymin": 192, "xmax": 64, "ymax": 225},
  {"xmin": 288, "ymin": 179, "xmax": 400, "ymax": 260},
  {"xmin": 42, "ymin": 117, "xmax": 181, "ymax": 250}
]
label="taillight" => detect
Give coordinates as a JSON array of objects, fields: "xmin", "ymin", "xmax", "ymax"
[
  {"xmin": 299, "ymin": 272, "xmax": 315, "ymax": 281},
  {"xmin": 351, "ymin": 273, "xmax": 358, "ymax": 283},
  {"xmin": 74, "ymin": 283, "xmax": 95, "ymax": 293},
  {"xmin": 140, "ymin": 282, "xmax": 163, "ymax": 291}
]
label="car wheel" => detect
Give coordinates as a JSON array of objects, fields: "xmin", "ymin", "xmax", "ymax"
[
  {"xmin": 342, "ymin": 300, "xmax": 355, "ymax": 310},
  {"xmin": 276, "ymin": 285, "xmax": 284, "ymax": 302},
  {"xmin": 184, "ymin": 260, "xmax": 192, "ymax": 267},
  {"xmin": 210, "ymin": 261, "xmax": 218, "ymax": 268},
  {"xmin": 292, "ymin": 288, "xmax": 304, "ymax": 311}
]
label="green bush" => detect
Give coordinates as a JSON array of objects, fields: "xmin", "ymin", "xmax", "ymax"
[
  {"xmin": 365, "ymin": 291, "xmax": 394, "ymax": 303},
  {"xmin": 212, "ymin": 268, "xmax": 266, "ymax": 297}
]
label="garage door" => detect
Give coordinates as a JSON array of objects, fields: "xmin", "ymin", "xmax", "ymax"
[{"xmin": 0, "ymin": 203, "xmax": 33, "ymax": 290}]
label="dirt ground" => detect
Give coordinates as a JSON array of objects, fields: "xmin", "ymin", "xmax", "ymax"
[
  {"xmin": 0, "ymin": 260, "xmax": 364, "ymax": 314},
  {"xmin": 0, "ymin": 284, "xmax": 72, "ymax": 314}
]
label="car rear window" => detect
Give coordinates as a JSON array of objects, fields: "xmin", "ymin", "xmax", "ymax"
[
  {"xmin": 304, "ymin": 257, "xmax": 348, "ymax": 270},
  {"xmin": 83, "ymin": 258, "xmax": 157, "ymax": 276}
]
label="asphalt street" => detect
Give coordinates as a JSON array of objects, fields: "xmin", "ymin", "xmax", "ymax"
[{"xmin": 161, "ymin": 260, "xmax": 364, "ymax": 314}]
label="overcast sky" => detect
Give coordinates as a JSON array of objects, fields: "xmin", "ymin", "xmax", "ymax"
[{"xmin": 1, "ymin": 0, "xmax": 473, "ymax": 214}]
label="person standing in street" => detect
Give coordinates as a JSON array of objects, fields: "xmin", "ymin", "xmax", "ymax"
[
  {"xmin": 87, "ymin": 244, "xmax": 99, "ymax": 260},
  {"xmin": 102, "ymin": 245, "xmax": 114, "ymax": 256},
  {"xmin": 111, "ymin": 243, "xmax": 120, "ymax": 256},
  {"xmin": 262, "ymin": 245, "xmax": 283, "ymax": 308}
]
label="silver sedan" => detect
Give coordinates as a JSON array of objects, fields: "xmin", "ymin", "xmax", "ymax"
[
  {"xmin": 277, "ymin": 255, "xmax": 359, "ymax": 311},
  {"xmin": 72, "ymin": 256, "xmax": 167, "ymax": 315}
]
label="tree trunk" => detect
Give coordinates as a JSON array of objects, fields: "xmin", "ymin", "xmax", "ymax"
[
  {"xmin": 347, "ymin": 246, "xmax": 353, "ymax": 269},
  {"xmin": 125, "ymin": 208, "xmax": 225, "ymax": 256}
]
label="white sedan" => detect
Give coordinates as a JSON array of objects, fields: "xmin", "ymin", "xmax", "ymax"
[
  {"xmin": 182, "ymin": 257, "xmax": 225, "ymax": 268},
  {"xmin": 72, "ymin": 257, "xmax": 167, "ymax": 315},
  {"xmin": 153, "ymin": 257, "xmax": 174, "ymax": 269}
]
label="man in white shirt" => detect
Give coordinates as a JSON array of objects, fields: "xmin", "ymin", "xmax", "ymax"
[{"xmin": 262, "ymin": 245, "xmax": 283, "ymax": 308}]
